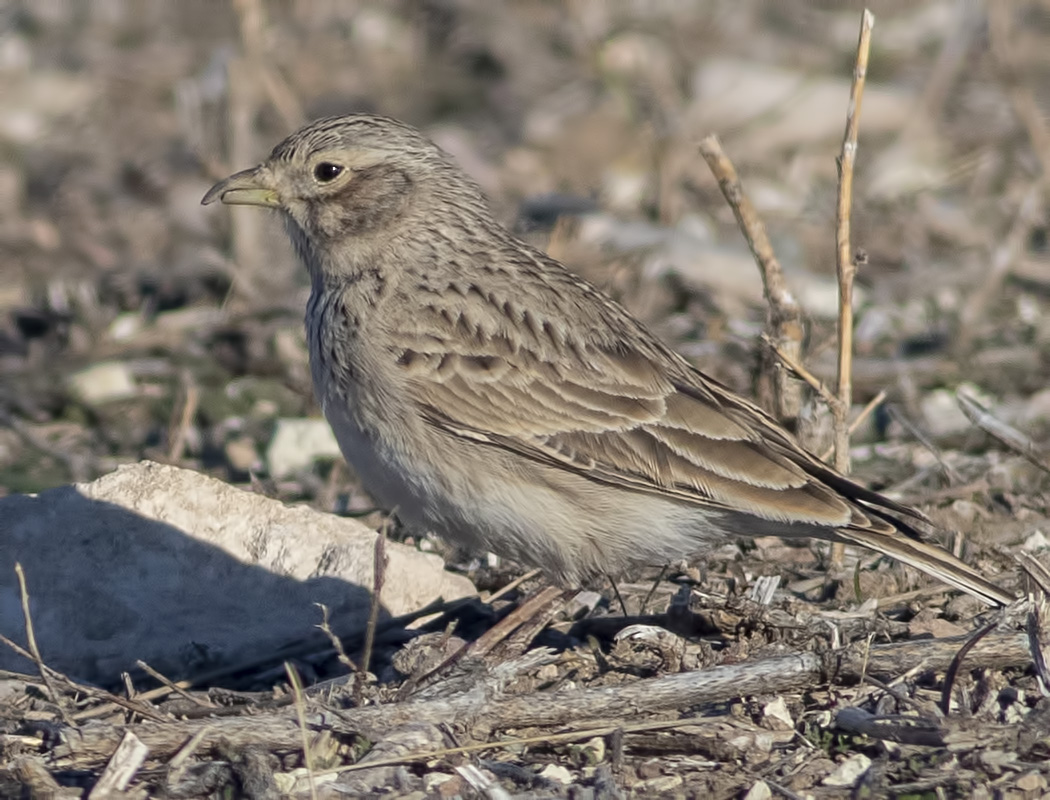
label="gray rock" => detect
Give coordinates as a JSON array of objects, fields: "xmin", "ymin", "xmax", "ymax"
[{"xmin": 0, "ymin": 462, "xmax": 474, "ymax": 684}]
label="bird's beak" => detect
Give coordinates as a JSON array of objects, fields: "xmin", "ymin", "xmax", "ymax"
[{"xmin": 201, "ymin": 167, "xmax": 279, "ymax": 208}]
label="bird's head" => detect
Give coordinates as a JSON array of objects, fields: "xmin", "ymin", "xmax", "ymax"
[{"xmin": 203, "ymin": 114, "xmax": 490, "ymax": 275}]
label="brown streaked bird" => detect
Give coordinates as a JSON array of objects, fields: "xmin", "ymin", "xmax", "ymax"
[{"xmin": 203, "ymin": 114, "xmax": 1012, "ymax": 606}]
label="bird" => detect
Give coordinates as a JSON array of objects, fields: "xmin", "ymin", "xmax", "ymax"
[{"xmin": 203, "ymin": 113, "xmax": 1012, "ymax": 607}]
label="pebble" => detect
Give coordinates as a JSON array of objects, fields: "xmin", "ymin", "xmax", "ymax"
[
  {"xmin": 266, "ymin": 417, "xmax": 342, "ymax": 477},
  {"xmin": 68, "ymin": 361, "xmax": 137, "ymax": 404},
  {"xmin": 823, "ymin": 753, "xmax": 872, "ymax": 787}
]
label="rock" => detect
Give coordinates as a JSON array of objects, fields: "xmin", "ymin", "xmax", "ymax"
[
  {"xmin": 224, "ymin": 435, "xmax": 261, "ymax": 473},
  {"xmin": 266, "ymin": 417, "xmax": 343, "ymax": 477},
  {"xmin": 68, "ymin": 361, "xmax": 137, "ymax": 404},
  {"xmin": 537, "ymin": 764, "xmax": 573, "ymax": 785},
  {"xmin": 1022, "ymin": 530, "xmax": 1049, "ymax": 552},
  {"xmin": 744, "ymin": 781, "xmax": 772, "ymax": 800},
  {"xmin": 823, "ymin": 753, "xmax": 872, "ymax": 787},
  {"xmin": 761, "ymin": 696, "xmax": 794, "ymax": 731},
  {"xmin": 0, "ymin": 462, "xmax": 475, "ymax": 683}
]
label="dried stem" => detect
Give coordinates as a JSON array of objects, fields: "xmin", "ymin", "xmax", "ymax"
[
  {"xmin": 285, "ymin": 662, "xmax": 319, "ymax": 800},
  {"xmin": 361, "ymin": 526, "xmax": 388, "ymax": 679},
  {"xmin": 698, "ymin": 134, "xmax": 805, "ymax": 422},
  {"xmin": 956, "ymin": 388, "xmax": 1050, "ymax": 475},
  {"xmin": 14, "ymin": 564, "xmax": 67, "ymax": 719},
  {"xmin": 830, "ymin": 9, "xmax": 874, "ymax": 565}
]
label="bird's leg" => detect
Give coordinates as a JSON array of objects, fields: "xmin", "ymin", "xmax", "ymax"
[{"xmin": 639, "ymin": 564, "xmax": 670, "ymax": 615}]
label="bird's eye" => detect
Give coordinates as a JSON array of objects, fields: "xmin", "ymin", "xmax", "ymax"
[{"xmin": 313, "ymin": 162, "xmax": 344, "ymax": 183}]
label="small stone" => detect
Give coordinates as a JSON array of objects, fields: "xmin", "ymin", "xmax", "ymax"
[
  {"xmin": 1022, "ymin": 530, "xmax": 1049, "ymax": 552},
  {"xmin": 578, "ymin": 736, "xmax": 605, "ymax": 765},
  {"xmin": 225, "ymin": 436, "xmax": 260, "ymax": 473},
  {"xmin": 823, "ymin": 753, "xmax": 872, "ymax": 787},
  {"xmin": 69, "ymin": 361, "xmax": 137, "ymax": 404},
  {"xmin": 567, "ymin": 590, "xmax": 603, "ymax": 618},
  {"xmin": 423, "ymin": 772, "xmax": 461, "ymax": 797},
  {"xmin": 266, "ymin": 417, "xmax": 342, "ymax": 477},
  {"xmin": 762, "ymin": 696, "xmax": 794, "ymax": 731},
  {"xmin": 1015, "ymin": 771, "xmax": 1046, "ymax": 792},
  {"xmin": 743, "ymin": 780, "xmax": 772, "ymax": 800},
  {"xmin": 537, "ymin": 764, "xmax": 573, "ymax": 785},
  {"xmin": 107, "ymin": 313, "xmax": 143, "ymax": 342}
]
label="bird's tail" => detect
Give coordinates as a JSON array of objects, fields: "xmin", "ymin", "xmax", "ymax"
[{"xmin": 833, "ymin": 512, "xmax": 1014, "ymax": 607}]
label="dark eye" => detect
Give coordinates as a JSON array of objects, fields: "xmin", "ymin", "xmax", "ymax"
[{"xmin": 313, "ymin": 162, "xmax": 344, "ymax": 182}]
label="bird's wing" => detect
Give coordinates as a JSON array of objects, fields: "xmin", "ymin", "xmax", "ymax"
[{"xmin": 389, "ymin": 279, "xmax": 878, "ymax": 531}]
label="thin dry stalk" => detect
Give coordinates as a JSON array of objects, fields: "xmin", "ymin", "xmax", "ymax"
[
  {"xmin": 135, "ymin": 660, "xmax": 215, "ymax": 708},
  {"xmin": 698, "ymin": 134, "xmax": 805, "ymax": 422},
  {"xmin": 285, "ymin": 662, "xmax": 319, "ymax": 800},
  {"xmin": 886, "ymin": 405, "xmax": 962, "ymax": 484},
  {"xmin": 14, "ymin": 563, "xmax": 66, "ymax": 718},
  {"xmin": 760, "ymin": 334, "xmax": 836, "ymax": 407},
  {"xmin": 938, "ymin": 620, "xmax": 997, "ymax": 715},
  {"xmin": 486, "ymin": 567, "xmax": 542, "ymax": 604},
  {"xmin": 316, "ymin": 603, "xmax": 359, "ymax": 674},
  {"xmin": 166, "ymin": 368, "xmax": 199, "ymax": 463},
  {"xmin": 0, "ymin": 631, "xmax": 166, "ymax": 723},
  {"xmin": 819, "ymin": 389, "xmax": 887, "ymax": 462},
  {"xmin": 1019, "ymin": 552, "xmax": 1050, "ymax": 597},
  {"xmin": 830, "ymin": 9, "xmax": 875, "ymax": 565},
  {"xmin": 833, "ymin": 9, "xmax": 874, "ymax": 475},
  {"xmin": 361, "ymin": 527, "xmax": 389, "ymax": 679},
  {"xmin": 956, "ymin": 389, "xmax": 1050, "ymax": 475}
]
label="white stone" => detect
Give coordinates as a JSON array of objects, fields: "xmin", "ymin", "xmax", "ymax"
[
  {"xmin": 744, "ymin": 781, "xmax": 772, "ymax": 800},
  {"xmin": 0, "ymin": 462, "xmax": 475, "ymax": 683},
  {"xmin": 762, "ymin": 696, "xmax": 794, "ymax": 731},
  {"xmin": 266, "ymin": 417, "xmax": 343, "ymax": 477},
  {"xmin": 1022, "ymin": 530, "xmax": 1049, "ymax": 552},
  {"xmin": 68, "ymin": 361, "xmax": 137, "ymax": 404},
  {"xmin": 537, "ymin": 764, "xmax": 573, "ymax": 785},
  {"xmin": 823, "ymin": 753, "xmax": 872, "ymax": 787}
]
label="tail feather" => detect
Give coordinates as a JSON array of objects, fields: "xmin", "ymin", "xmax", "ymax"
[
  {"xmin": 834, "ymin": 520, "xmax": 1014, "ymax": 607},
  {"xmin": 782, "ymin": 443, "xmax": 1014, "ymax": 606}
]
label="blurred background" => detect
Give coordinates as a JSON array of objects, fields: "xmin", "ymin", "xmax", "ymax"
[{"xmin": 1, "ymin": 0, "xmax": 1049, "ymax": 540}]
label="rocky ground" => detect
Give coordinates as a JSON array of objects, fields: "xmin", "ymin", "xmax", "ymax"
[{"xmin": 2, "ymin": 1, "xmax": 1050, "ymax": 797}]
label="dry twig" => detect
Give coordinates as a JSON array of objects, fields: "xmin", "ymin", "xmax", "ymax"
[
  {"xmin": 830, "ymin": 9, "xmax": 874, "ymax": 564},
  {"xmin": 166, "ymin": 368, "xmax": 199, "ymax": 462},
  {"xmin": 135, "ymin": 660, "xmax": 215, "ymax": 708},
  {"xmin": 939, "ymin": 620, "xmax": 998, "ymax": 715},
  {"xmin": 698, "ymin": 135, "xmax": 805, "ymax": 422},
  {"xmin": 14, "ymin": 563, "xmax": 67, "ymax": 718},
  {"xmin": 285, "ymin": 662, "xmax": 319, "ymax": 800},
  {"xmin": 957, "ymin": 386, "xmax": 1050, "ymax": 476}
]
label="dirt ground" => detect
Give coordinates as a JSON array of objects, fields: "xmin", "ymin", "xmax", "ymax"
[{"xmin": 2, "ymin": 1, "xmax": 1050, "ymax": 798}]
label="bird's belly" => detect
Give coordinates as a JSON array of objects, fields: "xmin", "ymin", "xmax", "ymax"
[
  {"xmin": 317, "ymin": 388, "xmax": 435, "ymax": 525},
  {"xmin": 319, "ymin": 391, "xmax": 726, "ymax": 582}
]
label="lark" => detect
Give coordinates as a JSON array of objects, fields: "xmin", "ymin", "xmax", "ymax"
[{"xmin": 204, "ymin": 114, "xmax": 1011, "ymax": 606}]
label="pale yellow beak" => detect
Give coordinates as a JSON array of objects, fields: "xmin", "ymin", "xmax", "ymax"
[{"xmin": 201, "ymin": 167, "xmax": 279, "ymax": 208}]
